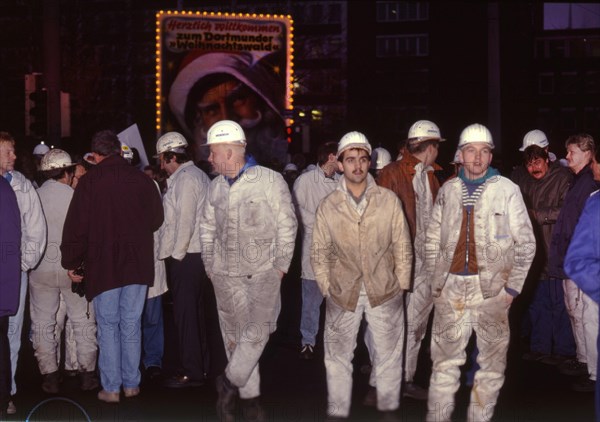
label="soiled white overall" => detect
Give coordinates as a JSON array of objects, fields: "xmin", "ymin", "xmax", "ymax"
[{"xmin": 426, "ymin": 274, "xmax": 511, "ymax": 422}]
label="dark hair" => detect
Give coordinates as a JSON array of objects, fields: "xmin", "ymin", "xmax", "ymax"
[
  {"xmin": 91, "ymin": 130, "xmax": 121, "ymax": 157},
  {"xmin": 163, "ymin": 150, "xmax": 190, "ymax": 164},
  {"xmin": 317, "ymin": 142, "xmax": 338, "ymax": 166},
  {"xmin": 338, "ymin": 148, "xmax": 371, "ymax": 162},
  {"xmin": 43, "ymin": 165, "xmax": 74, "ymax": 181},
  {"xmin": 523, "ymin": 145, "xmax": 548, "ymax": 164},
  {"xmin": 407, "ymin": 139, "xmax": 439, "ymax": 155}
]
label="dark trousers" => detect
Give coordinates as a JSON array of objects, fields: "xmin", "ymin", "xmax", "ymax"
[
  {"xmin": 0, "ymin": 316, "xmax": 10, "ymax": 413},
  {"xmin": 528, "ymin": 278, "xmax": 576, "ymax": 356},
  {"xmin": 168, "ymin": 253, "xmax": 209, "ymax": 380}
]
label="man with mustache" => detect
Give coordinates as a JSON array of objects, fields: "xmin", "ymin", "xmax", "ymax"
[
  {"xmin": 312, "ymin": 131, "xmax": 412, "ymax": 420},
  {"xmin": 516, "ymin": 130, "xmax": 575, "ymax": 366}
]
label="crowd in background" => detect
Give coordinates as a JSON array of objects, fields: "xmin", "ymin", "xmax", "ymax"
[{"xmin": 0, "ymin": 119, "xmax": 599, "ymax": 422}]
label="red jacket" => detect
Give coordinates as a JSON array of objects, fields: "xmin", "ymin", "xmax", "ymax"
[{"xmin": 61, "ymin": 155, "xmax": 164, "ymax": 301}]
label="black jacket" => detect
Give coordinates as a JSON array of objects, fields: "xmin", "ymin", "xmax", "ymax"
[{"xmin": 61, "ymin": 155, "xmax": 164, "ymax": 301}]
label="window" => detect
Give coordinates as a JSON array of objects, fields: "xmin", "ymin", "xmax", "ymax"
[
  {"xmin": 585, "ymin": 71, "xmax": 600, "ymax": 93},
  {"xmin": 538, "ymin": 73, "xmax": 555, "ymax": 94},
  {"xmin": 294, "ymin": 2, "xmax": 345, "ymax": 24},
  {"xmin": 583, "ymin": 107, "xmax": 600, "ymax": 133},
  {"xmin": 559, "ymin": 72, "xmax": 578, "ymax": 94},
  {"xmin": 297, "ymin": 35, "xmax": 344, "ymax": 59},
  {"xmin": 329, "ymin": 3, "xmax": 342, "ymax": 23},
  {"xmin": 544, "ymin": 3, "xmax": 600, "ymax": 30},
  {"xmin": 560, "ymin": 107, "xmax": 577, "ymax": 132},
  {"xmin": 376, "ymin": 34, "xmax": 429, "ymax": 57},
  {"xmin": 376, "ymin": 1, "xmax": 429, "ymax": 22}
]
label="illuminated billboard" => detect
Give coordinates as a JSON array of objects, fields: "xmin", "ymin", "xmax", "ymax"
[{"xmin": 156, "ymin": 11, "xmax": 294, "ymax": 167}]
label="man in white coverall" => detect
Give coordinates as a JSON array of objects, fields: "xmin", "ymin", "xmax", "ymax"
[
  {"xmin": 156, "ymin": 131, "xmax": 212, "ymax": 388},
  {"xmin": 312, "ymin": 131, "xmax": 412, "ymax": 420},
  {"xmin": 200, "ymin": 120, "xmax": 297, "ymax": 421},
  {"xmin": 425, "ymin": 124, "xmax": 535, "ymax": 422},
  {"xmin": 29, "ymin": 149, "xmax": 98, "ymax": 394},
  {"xmin": 377, "ymin": 120, "xmax": 446, "ymax": 400}
]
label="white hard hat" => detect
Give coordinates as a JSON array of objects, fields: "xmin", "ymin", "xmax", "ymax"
[
  {"xmin": 155, "ymin": 131, "xmax": 188, "ymax": 157},
  {"xmin": 407, "ymin": 120, "xmax": 445, "ymax": 143},
  {"xmin": 337, "ymin": 131, "xmax": 372, "ymax": 158},
  {"xmin": 40, "ymin": 149, "xmax": 74, "ymax": 171},
  {"xmin": 458, "ymin": 123, "xmax": 494, "ymax": 149},
  {"xmin": 83, "ymin": 152, "xmax": 96, "ymax": 165},
  {"xmin": 206, "ymin": 120, "xmax": 247, "ymax": 147},
  {"xmin": 283, "ymin": 163, "xmax": 298, "ymax": 173},
  {"xmin": 33, "ymin": 142, "xmax": 50, "ymax": 156},
  {"xmin": 121, "ymin": 143, "xmax": 134, "ymax": 161},
  {"xmin": 371, "ymin": 147, "xmax": 392, "ymax": 170},
  {"xmin": 450, "ymin": 149, "xmax": 462, "ymax": 165},
  {"xmin": 520, "ymin": 129, "xmax": 549, "ymax": 151}
]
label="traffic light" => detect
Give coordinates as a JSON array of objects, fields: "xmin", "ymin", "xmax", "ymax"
[{"xmin": 28, "ymin": 89, "xmax": 48, "ymax": 137}]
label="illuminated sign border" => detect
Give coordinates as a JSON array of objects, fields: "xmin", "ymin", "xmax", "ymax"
[{"xmin": 155, "ymin": 10, "xmax": 295, "ymax": 137}]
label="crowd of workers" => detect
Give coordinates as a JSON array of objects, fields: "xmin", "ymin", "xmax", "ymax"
[{"xmin": 0, "ymin": 118, "xmax": 599, "ymax": 422}]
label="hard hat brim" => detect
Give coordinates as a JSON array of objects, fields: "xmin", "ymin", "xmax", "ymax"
[
  {"xmin": 336, "ymin": 143, "xmax": 372, "ymax": 158},
  {"xmin": 406, "ymin": 136, "xmax": 446, "ymax": 144},
  {"xmin": 200, "ymin": 140, "xmax": 247, "ymax": 147}
]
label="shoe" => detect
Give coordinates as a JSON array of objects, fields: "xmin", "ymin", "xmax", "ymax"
[
  {"xmin": 163, "ymin": 375, "xmax": 204, "ymax": 388},
  {"xmin": 241, "ymin": 397, "xmax": 266, "ymax": 421},
  {"xmin": 325, "ymin": 416, "xmax": 347, "ymax": 421},
  {"xmin": 380, "ymin": 410, "xmax": 401, "ymax": 421},
  {"xmin": 97, "ymin": 389, "xmax": 120, "ymax": 403},
  {"xmin": 64, "ymin": 369, "xmax": 79, "ymax": 378},
  {"xmin": 557, "ymin": 359, "xmax": 589, "ymax": 377},
  {"xmin": 362, "ymin": 386, "xmax": 377, "ymax": 407},
  {"xmin": 570, "ymin": 376, "xmax": 596, "ymax": 392},
  {"xmin": 42, "ymin": 370, "xmax": 61, "ymax": 394},
  {"xmin": 124, "ymin": 387, "xmax": 140, "ymax": 398},
  {"xmin": 216, "ymin": 374, "xmax": 238, "ymax": 421},
  {"xmin": 299, "ymin": 344, "xmax": 315, "ymax": 360},
  {"xmin": 145, "ymin": 366, "xmax": 162, "ymax": 381},
  {"xmin": 538, "ymin": 354, "xmax": 572, "ymax": 366},
  {"xmin": 7, "ymin": 400, "xmax": 16, "ymax": 414},
  {"xmin": 80, "ymin": 371, "xmax": 100, "ymax": 391},
  {"xmin": 403, "ymin": 382, "xmax": 428, "ymax": 400},
  {"xmin": 522, "ymin": 351, "xmax": 550, "ymax": 362}
]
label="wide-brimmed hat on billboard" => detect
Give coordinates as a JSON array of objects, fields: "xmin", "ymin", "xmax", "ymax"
[{"xmin": 168, "ymin": 50, "xmax": 285, "ymax": 139}]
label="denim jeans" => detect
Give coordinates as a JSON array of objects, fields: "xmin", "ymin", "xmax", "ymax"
[
  {"xmin": 93, "ymin": 284, "xmax": 148, "ymax": 393},
  {"xmin": 8, "ymin": 272, "xmax": 27, "ymax": 395},
  {"xmin": 142, "ymin": 295, "xmax": 164, "ymax": 369},
  {"xmin": 529, "ymin": 278, "xmax": 575, "ymax": 356},
  {"xmin": 300, "ymin": 279, "xmax": 323, "ymax": 346}
]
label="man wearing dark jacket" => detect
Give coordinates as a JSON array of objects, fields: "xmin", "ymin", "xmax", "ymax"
[
  {"xmin": 0, "ymin": 176, "xmax": 20, "ymax": 417},
  {"xmin": 517, "ymin": 135, "xmax": 575, "ymax": 365},
  {"xmin": 61, "ymin": 130, "xmax": 164, "ymax": 403}
]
